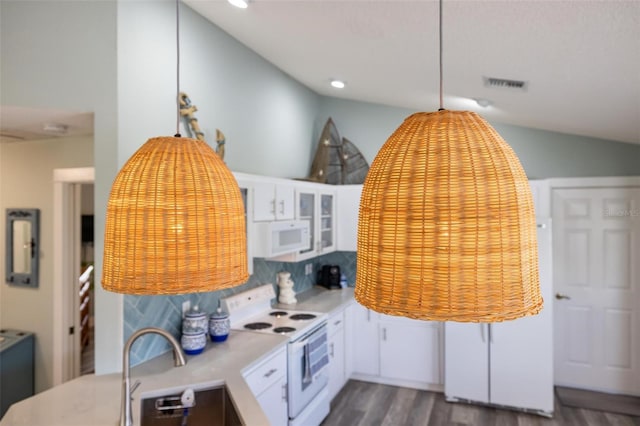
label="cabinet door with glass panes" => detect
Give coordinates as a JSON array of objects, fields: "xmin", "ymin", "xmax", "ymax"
[
  {"xmin": 318, "ymin": 189, "xmax": 336, "ymax": 254},
  {"xmin": 278, "ymin": 185, "xmax": 336, "ymax": 262}
]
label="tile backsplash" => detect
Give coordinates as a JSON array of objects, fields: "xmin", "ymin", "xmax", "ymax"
[{"xmin": 124, "ymin": 251, "xmax": 356, "ymax": 366}]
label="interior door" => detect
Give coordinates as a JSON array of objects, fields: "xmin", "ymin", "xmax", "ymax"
[
  {"xmin": 553, "ymin": 187, "xmax": 640, "ymax": 395},
  {"xmin": 489, "ymin": 217, "xmax": 554, "ymax": 413}
]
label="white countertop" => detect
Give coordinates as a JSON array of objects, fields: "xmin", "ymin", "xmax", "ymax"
[
  {"xmin": 0, "ymin": 286, "xmax": 355, "ymax": 426},
  {"xmin": 275, "ymin": 286, "xmax": 355, "ymax": 315}
]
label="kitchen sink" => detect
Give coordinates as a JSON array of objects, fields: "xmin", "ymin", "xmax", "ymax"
[{"xmin": 140, "ymin": 386, "xmax": 242, "ymax": 426}]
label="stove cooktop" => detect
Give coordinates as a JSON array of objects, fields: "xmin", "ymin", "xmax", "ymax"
[
  {"xmin": 221, "ymin": 284, "xmax": 327, "ymax": 341},
  {"xmin": 234, "ymin": 309, "xmax": 326, "ymax": 340}
]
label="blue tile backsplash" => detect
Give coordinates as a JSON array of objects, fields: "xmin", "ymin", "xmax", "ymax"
[{"xmin": 124, "ymin": 251, "xmax": 357, "ymax": 366}]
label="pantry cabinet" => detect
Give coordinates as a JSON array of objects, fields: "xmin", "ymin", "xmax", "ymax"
[
  {"xmin": 351, "ymin": 303, "xmax": 443, "ymax": 390},
  {"xmin": 444, "ymin": 217, "xmax": 554, "ymax": 415},
  {"xmin": 243, "ymin": 346, "xmax": 288, "ymax": 426}
]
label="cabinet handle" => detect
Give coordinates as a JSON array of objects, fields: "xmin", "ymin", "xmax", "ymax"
[
  {"xmin": 333, "ymin": 320, "xmax": 342, "ymax": 326},
  {"xmin": 282, "ymin": 383, "xmax": 288, "ymax": 402},
  {"xmin": 270, "ymin": 200, "xmax": 276, "ymax": 215},
  {"xmin": 264, "ymin": 368, "xmax": 277, "ymax": 378},
  {"xmin": 330, "ymin": 343, "xmax": 334, "ymax": 358},
  {"xmin": 382, "ymin": 327, "xmax": 387, "ymax": 341},
  {"xmin": 279, "ymin": 200, "xmax": 285, "ymax": 215}
]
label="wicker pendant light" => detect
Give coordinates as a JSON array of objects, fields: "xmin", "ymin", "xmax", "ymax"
[
  {"xmin": 101, "ymin": 0, "xmax": 248, "ymax": 295},
  {"xmin": 102, "ymin": 136, "xmax": 248, "ymax": 294},
  {"xmin": 355, "ymin": 1, "xmax": 542, "ymax": 322}
]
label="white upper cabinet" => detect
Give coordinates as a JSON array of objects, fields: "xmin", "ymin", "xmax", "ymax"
[
  {"xmin": 253, "ymin": 181, "xmax": 295, "ymax": 221},
  {"xmin": 337, "ymin": 184, "xmax": 363, "ymax": 251}
]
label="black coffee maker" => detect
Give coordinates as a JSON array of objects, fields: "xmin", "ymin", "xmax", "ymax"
[{"xmin": 317, "ymin": 265, "xmax": 341, "ymax": 289}]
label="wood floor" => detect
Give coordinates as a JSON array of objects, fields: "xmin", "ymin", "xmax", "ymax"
[{"xmin": 321, "ymin": 380, "xmax": 640, "ymax": 426}]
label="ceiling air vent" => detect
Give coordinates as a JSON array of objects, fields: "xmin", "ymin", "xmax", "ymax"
[{"xmin": 483, "ymin": 77, "xmax": 528, "ymax": 91}]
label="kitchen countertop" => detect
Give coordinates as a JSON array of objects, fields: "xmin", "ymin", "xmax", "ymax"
[
  {"xmin": 0, "ymin": 286, "xmax": 355, "ymax": 426},
  {"xmin": 275, "ymin": 286, "xmax": 355, "ymax": 315}
]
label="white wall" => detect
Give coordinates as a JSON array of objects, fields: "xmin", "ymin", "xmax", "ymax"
[
  {"xmin": 0, "ymin": 136, "xmax": 93, "ymax": 392},
  {"xmin": 0, "ymin": 0, "xmax": 120, "ymax": 378}
]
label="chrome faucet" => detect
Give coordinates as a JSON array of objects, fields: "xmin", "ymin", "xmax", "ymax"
[{"xmin": 120, "ymin": 327, "xmax": 187, "ymax": 426}]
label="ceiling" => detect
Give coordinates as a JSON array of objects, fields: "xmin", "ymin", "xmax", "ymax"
[
  {"xmin": 0, "ymin": 106, "xmax": 93, "ymax": 143},
  {"xmin": 186, "ymin": 0, "xmax": 640, "ymax": 145}
]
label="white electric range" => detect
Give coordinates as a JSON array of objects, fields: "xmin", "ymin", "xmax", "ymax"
[{"xmin": 221, "ymin": 285, "xmax": 330, "ymax": 426}]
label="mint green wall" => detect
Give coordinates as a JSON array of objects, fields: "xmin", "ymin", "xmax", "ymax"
[
  {"xmin": 317, "ymin": 96, "xmax": 640, "ymax": 178},
  {"xmin": 118, "ymin": 1, "xmax": 319, "ymax": 179}
]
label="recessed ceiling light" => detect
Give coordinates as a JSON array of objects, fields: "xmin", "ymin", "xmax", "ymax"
[
  {"xmin": 330, "ymin": 80, "xmax": 345, "ymax": 89},
  {"xmin": 228, "ymin": 0, "xmax": 248, "ymax": 9}
]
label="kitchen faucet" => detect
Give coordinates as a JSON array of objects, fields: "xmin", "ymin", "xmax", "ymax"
[{"xmin": 120, "ymin": 327, "xmax": 187, "ymax": 426}]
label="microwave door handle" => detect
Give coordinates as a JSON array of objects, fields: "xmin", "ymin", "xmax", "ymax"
[{"xmin": 302, "ymin": 343, "xmax": 312, "ymax": 385}]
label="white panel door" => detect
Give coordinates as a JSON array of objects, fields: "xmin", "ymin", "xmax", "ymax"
[
  {"xmin": 444, "ymin": 323, "xmax": 489, "ymax": 403},
  {"xmin": 553, "ymin": 187, "xmax": 640, "ymax": 395},
  {"xmin": 489, "ymin": 218, "xmax": 554, "ymax": 413}
]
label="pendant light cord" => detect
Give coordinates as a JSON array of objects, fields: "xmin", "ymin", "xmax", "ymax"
[
  {"xmin": 438, "ymin": 0, "xmax": 444, "ymax": 111},
  {"xmin": 175, "ymin": 0, "xmax": 182, "ymax": 137}
]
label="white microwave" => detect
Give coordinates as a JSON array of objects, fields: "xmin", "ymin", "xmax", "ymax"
[{"xmin": 253, "ymin": 220, "xmax": 311, "ymax": 258}]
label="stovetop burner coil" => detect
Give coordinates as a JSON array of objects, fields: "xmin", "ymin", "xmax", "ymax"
[
  {"xmin": 273, "ymin": 327, "xmax": 296, "ymax": 334},
  {"xmin": 244, "ymin": 322, "xmax": 272, "ymax": 330},
  {"xmin": 289, "ymin": 313, "xmax": 316, "ymax": 321}
]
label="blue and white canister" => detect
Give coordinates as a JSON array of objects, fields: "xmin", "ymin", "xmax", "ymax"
[
  {"xmin": 209, "ymin": 307, "xmax": 230, "ymax": 342},
  {"xmin": 182, "ymin": 306, "xmax": 208, "ymax": 334},
  {"xmin": 181, "ymin": 330, "xmax": 207, "ymax": 355}
]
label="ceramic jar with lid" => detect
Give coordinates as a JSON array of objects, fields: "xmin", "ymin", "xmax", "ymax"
[
  {"xmin": 182, "ymin": 306, "xmax": 207, "ymax": 334},
  {"xmin": 209, "ymin": 307, "xmax": 230, "ymax": 342},
  {"xmin": 181, "ymin": 330, "xmax": 207, "ymax": 355}
]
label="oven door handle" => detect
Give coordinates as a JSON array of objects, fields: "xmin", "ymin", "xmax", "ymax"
[{"xmin": 302, "ymin": 343, "xmax": 312, "ymax": 385}]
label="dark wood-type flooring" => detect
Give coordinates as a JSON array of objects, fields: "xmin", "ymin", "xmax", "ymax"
[{"xmin": 321, "ymin": 380, "xmax": 640, "ymax": 426}]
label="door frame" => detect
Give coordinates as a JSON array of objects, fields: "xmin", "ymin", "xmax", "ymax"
[{"xmin": 52, "ymin": 167, "xmax": 94, "ymax": 386}]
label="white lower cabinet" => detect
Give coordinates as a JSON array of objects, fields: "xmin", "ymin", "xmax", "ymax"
[
  {"xmin": 243, "ymin": 346, "xmax": 288, "ymax": 426},
  {"xmin": 379, "ymin": 318, "xmax": 440, "ymax": 385},
  {"xmin": 327, "ymin": 309, "xmax": 346, "ymax": 401},
  {"xmin": 351, "ymin": 303, "xmax": 443, "ymax": 390}
]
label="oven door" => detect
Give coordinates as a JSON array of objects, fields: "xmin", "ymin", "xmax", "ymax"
[{"xmin": 287, "ymin": 323, "xmax": 329, "ymax": 419}]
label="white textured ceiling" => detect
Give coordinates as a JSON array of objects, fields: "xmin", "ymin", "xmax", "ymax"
[
  {"xmin": 186, "ymin": 0, "xmax": 640, "ymax": 145},
  {"xmin": 0, "ymin": 106, "xmax": 93, "ymax": 143}
]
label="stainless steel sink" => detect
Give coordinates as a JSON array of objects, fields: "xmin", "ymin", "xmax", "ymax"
[{"xmin": 140, "ymin": 386, "xmax": 242, "ymax": 426}]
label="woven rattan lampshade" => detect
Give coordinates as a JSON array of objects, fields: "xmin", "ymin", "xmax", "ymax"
[
  {"xmin": 355, "ymin": 110, "xmax": 542, "ymax": 322},
  {"xmin": 102, "ymin": 136, "xmax": 248, "ymax": 295}
]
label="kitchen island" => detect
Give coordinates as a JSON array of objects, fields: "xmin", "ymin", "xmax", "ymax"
[{"xmin": 0, "ymin": 287, "xmax": 355, "ymax": 426}]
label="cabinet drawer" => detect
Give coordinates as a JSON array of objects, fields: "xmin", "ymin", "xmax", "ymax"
[
  {"xmin": 244, "ymin": 346, "xmax": 287, "ymax": 396},
  {"xmin": 327, "ymin": 311, "xmax": 345, "ymax": 337}
]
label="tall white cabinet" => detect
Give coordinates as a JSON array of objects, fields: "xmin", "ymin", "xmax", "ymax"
[{"xmin": 444, "ymin": 217, "xmax": 554, "ymax": 416}]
